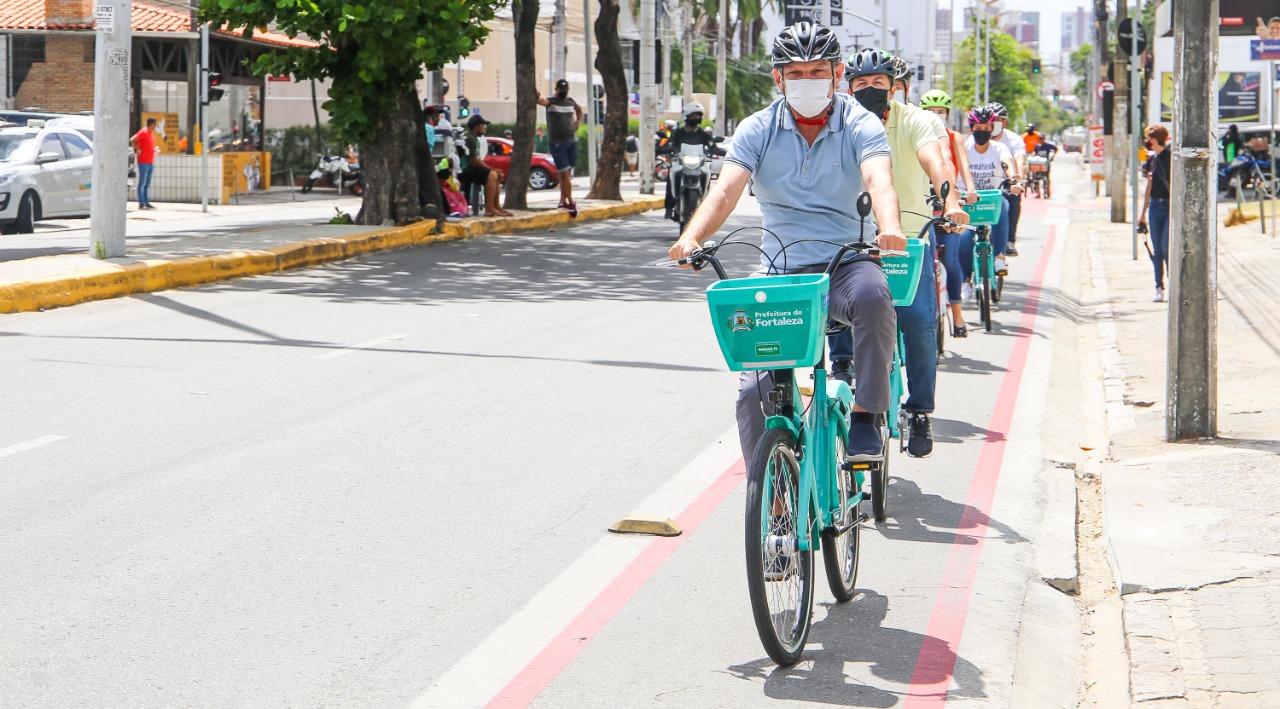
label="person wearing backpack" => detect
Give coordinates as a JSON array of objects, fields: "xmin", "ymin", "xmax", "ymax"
[{"xmin": 625, "ymin": 133, "xmax": 639, "ymax": 176}]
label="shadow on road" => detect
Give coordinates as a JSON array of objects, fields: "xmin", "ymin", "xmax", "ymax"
[
  {"xmin": 874, "ymin": 478, "xmax": 1027, "ymax": 546},
  {"xmin": 725, "ymin": 590, "xmax": 985, "ymax": 706}
]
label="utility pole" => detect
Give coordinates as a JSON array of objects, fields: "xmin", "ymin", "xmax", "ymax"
[
  {"xmin": 89, "ymin": 0, "xmax": 131, "ymax": 259},
  {"xmin": 553, "ymin": 0, "xmax": 566, "ymax": 89},
  {"xmin": 583, "ymin": 0, "xmax": 597, "ymax": 185},
  {"xmin": 881, "ymin": 0, "xmax": 889, "ymax": 47},
  {"xmin": 1110, "ymin": 0, "xmax": 1128, "ymax": 223},
  {"xmin": 1093, "ymin": 0, "xmax": 1107, "ymax": 124},
  {"xmin": 1167, "ymin": 0, "xmax": 1218, "ymax": 441},
  {"xmin": 660, "ymin": 2, "xmax": 671, "ymax": 109},
  {"xmin": 984, "ymin": 5, "xmax": 991, "ymax": 102},
  {"xmin": 640, "ymin": 0, "xmax": 656, "ymax": 195},
  {"xmin": 682, "ymin": 0, "xmax": 693, "ymax": 103},
  {"xmin": 973, "ymin": 3, "xmax": 980, "ymax": 105},
  {"xmin": 200, "ymin": 24, "xmax": 210, "ymax": 213},
  {"xmin": 715, "ymin": 0, "xmax": 727, "ymax": 133}
]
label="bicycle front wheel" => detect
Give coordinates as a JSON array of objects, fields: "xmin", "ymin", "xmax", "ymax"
[
  {"xmin": 745, "ymin": 427, "xmax": 814, "ymax": 666},
  {"xmin": 978, "ymin": 273, "xmax": 992, "ymax": 332},
  {"xmin": 822, "ymin": 430, "xmax": 861, "ymax": 602}
]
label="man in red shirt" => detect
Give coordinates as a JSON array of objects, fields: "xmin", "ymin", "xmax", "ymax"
[{"xmin": 129, "ymin": 117, "xmax": 158, "ymax": 209}]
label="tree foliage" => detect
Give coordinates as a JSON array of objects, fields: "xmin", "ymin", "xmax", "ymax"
[
  {"xmin": 199, "ymin": 0, "xmax": 500, "ymax": 146},
  {"xmin": 1070, "ymin": 43, "xmax": 1093, "ymax": 99},
  {"xmin": 947, "ymin": 23, "xmax": 1040, "ymax": 121},
  {"xmin": 672, "ymin": 44, "xmax": 774, "ymax": 123}
]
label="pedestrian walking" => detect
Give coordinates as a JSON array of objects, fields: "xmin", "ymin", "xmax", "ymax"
[
  {"xmin": 1138, "ymin": 124, "xmax": 1172, "ymax": 303},
  {"xmin": 130, "ymin": 117, "xmax": 159, "ymax": 210},
  {"xmin": 537, "ymin": 79, "xmax": 582, "ymax": 217},
  {"xmin": 625, "ymin": 133, "xmax": 638, "ymax": 176}
]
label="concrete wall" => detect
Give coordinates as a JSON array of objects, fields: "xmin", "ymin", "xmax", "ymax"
[{"xmin": 15, "ymin": 36, "xmax": 95, "ymax": 113}]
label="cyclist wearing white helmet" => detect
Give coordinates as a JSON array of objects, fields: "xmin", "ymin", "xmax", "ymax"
[
  {"xmin": 669, "ymin": 21, "xmax": 906, "ymax": 463},
  {"xmin": 987, "ymin": 102, "xmax": 1025, "ymax": 256},
  {"xmin": 837, "ymin": 47, "xmax": 969, "ymax": 457},
  {"xmin": 661, "ymin": 101, "xmax": 725, "ymax": 222}
]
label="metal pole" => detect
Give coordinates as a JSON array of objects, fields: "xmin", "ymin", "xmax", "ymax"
[
  {"xmin": 639, "ymin": 0, "xmax": 656, "ymax": 194},
  {"xmin": 553, "ymin": 0, "xmax": 566, "ymax": 91},
  {"xmin": 583, "ymin": 0, "xmax": 597, "ymax": 186},
  {"xmin": 1167, "ymin": 0, "xmax": 1218, "ymax": 441},
  {"xmin": 984, "ymin": 6, "xmax": 990, "ymax": 103},
  {"xmin": 1129, "ymin": 30, "xmax": 1140, "ymax": 257},
  {"xmin": 90, "ymin": 0, "xmax": 131, "ymax": 259},
  {"xmin": 973, "ymin": 2, "xmax": 979, "ymax": 105},
  {"xmin": 1111, "ymin": 0, "xmax": 1128, "ymax": 223},
  {"xmin": 715, "ymin": 0, "xmax": 727, "ymax": 133},
  {"xmin": 682, "ymin": 0, "xmax": 693, "ymax": 103},
  {"xmin": 1272, "ymin": 62, "xmax": 1277, "ymax": 237},
  {"xmin": 881, "ymin": 0, "xmax": 889, "ymax": 48},
  {"xmin": 200, "ymin": 23, "xmax": 209, "ymax": 213}
]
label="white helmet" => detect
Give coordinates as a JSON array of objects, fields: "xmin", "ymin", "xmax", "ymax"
[{"xmin": 682, "ymin": 102, "xmax": 705, "ymax": 119}]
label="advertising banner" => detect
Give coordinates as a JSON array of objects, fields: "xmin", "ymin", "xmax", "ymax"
[
  {"xmin": 1160, "ymin": 72, "xmax": 1261, "ymax": 122},
  {"xmin": 1089, "ymin": 125, "xmax": 1105, "ymax": 181},
  {"xmin": 1223, "ymin": 0, "xmax": 1280, "ymax": 36}
]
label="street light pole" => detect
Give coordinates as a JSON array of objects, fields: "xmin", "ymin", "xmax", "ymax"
[
  {"xmin": 639, "ymin": 0, "xmax": 656, "ymax": 195},
  {"xmin": 1167, "ymin": 0, "xmax": 1218, "ymax": 440},
  {"xmin": 89, "ymin": 0, "xmax": 132, "ymax": 259},
  {"xmin": 583, "ymin": 0, "xmax": 597, "ymax": 186}
]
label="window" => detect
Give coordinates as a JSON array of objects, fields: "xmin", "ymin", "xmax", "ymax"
[
  {"xmin": 60, "ymin": 132, "xmax": 92, "ymax": 158},
  {"xmin": 10, "ymin": 37, "xmax": 46, "ymax": 99},
  {"xmin": 0, "ymin": 131, "xmax": 38, "ymax": 160},
  {"xmin": 39, "ymin": 135, "xmax": 65, "ymax": 160}
]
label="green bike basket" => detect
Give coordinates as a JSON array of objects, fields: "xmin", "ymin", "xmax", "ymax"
[
  {"xmin": 706, "ymin": 273, "xmax": 829, "ymax": 371},
  {"xmin": 882, "ymin": 238, "xmax": 927, "ymax": 307},
  {"xmin": 962, "ymin": 189, "xmax": 1003, "ymax": 226}
]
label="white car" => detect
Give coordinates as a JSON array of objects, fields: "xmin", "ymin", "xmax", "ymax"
[{"xmin": 0, "ymin": 125, "xmax": 93, "ymax": 234}]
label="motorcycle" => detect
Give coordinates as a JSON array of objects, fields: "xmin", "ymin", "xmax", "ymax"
[
  {"xmin": 302, "ymin": 152, "xmax": 364, "ymax": 195},
  {"xmin": 654, "ymin": 153, "xmax": 671, "ymax": 182},
  {"xmin": 670, "ymin": 139, "xmax": 723, "ymax": 234}
]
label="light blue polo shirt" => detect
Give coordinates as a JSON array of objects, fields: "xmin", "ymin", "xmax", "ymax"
[{"xmin": 725, "ymin": 93, "xmax": 891, "ymax": 270}]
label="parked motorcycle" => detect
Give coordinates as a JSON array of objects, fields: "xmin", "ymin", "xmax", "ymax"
[{"xmin": 302, "ymin": 152, "xmax": 363, "ymax": 195}]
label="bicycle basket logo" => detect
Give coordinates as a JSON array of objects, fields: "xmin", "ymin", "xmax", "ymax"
[{"xmin": 729, "ymin": 309, "xmax": 755, "ymax": 332}]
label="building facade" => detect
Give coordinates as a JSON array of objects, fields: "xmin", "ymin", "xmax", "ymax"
[{"xmin": 1061, "ymin": 6, "xmax": 1090, "ymax": 55}]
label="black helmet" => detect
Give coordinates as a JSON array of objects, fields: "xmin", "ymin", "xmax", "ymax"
[
  {"xmin": 988, "ymin": 102, "xmax": 1009, "ymax": 119},
  {"xmin": 846, "ymin": 48, "xmax": 896, "ymax": 80},
  {"xmin": 771, "ymin": 22, "xmax": 842, "ymax": 67},
  {"xmin": 890, "ymin": 56, "xmax": 911, "ymax": 83},
  {"xmin": 1026, "ymin": 122, "xmax": 1037, "ymax": 132}
]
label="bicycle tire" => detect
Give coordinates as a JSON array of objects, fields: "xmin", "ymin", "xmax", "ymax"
[
  {"xmin": 936, "ymin": 310, "xmax": 946, "ymax": 356},
  {"xmin": 978, "ymin": 274, "xmax": 992, "ymax": 332},
  {"xmin": 871, "ymin": 437, "xmax": 889, "ymax": 523},
  {"xmin": 822, "ymin": 432, "xmax": 861, "ymax": 602},
  {"xmin": 745, "ymin": 427, "xmax": 814, "ymax": 666}
]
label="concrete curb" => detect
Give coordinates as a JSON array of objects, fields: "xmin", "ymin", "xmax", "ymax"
[{"xmin": 0, "ymin": 196, "xmax": 664, "ymax": 315}]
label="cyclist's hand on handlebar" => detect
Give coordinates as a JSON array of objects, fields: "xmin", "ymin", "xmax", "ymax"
[
  {"xmin": 668, "ymin": 235, "xmax": 703, "ymax": 268},
  {"xmin": 1010, "ymin": 181, "xmax": 1024, "ymax": 196},
  {"xmin": 964, "ymin": 190, "xmax": 979, "ymax": 205},
  {"xmin": 876, "ymin": 231, "xmax": 907, "ymax": 253},
  {"xmin": 944, "ymin": 207, "xmax": 970, "ymax": 230}
]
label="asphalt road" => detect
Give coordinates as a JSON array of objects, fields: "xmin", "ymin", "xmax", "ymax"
[{"xmin": 1, "ymin": 161, "xmax": 1100, "ymax": 707}]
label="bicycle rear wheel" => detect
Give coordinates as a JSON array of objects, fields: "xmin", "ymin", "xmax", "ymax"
[
  {"xmin": 745, "ymin": 428, "xmax": 814, "ymax": 666},
  {"xmin": 822, "ymin": 432, "xmax": 861, "ymax": 602},
  {"xmin": 978, "ymin": 273, "xmax": 992, "ymax": 332}
]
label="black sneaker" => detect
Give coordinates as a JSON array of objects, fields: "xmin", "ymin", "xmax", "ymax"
[
  {"xmin": 831, "ymin": 359, "xmax": 853, "ymax": 385},
  {"xmin": 952, "ymin": 324, "xmax": 968, "ymax": 338},
  {"xmin": 907, "ymin": 413, "xmax": 934, "ymax": 458},
  {"xmin": 846, "ymin": 414, "xmax": 884, "ymax": 462},
  {"xmin": 1007, "ymin": 242, "xmax": 1019, "ymax": 257}
]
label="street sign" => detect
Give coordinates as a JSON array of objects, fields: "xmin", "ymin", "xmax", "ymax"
[
  {"xmin": 1096, "ymin": 80, "xmax": 1115, "ymax": 100},
  {"xmin": 94, "ymin": 3, "xmax": 114, "ymax": 32},
  {"xmin": 1118, "ymin": 18, "xmax": 1147, "ymax": 56},
  {"xmin": 1089, "ymin": 125, "xmax": 1106, "ymax": 180}
]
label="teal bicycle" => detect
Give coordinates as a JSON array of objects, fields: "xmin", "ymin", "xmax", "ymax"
[
  {"xmin": 666, "ymin": 192, "xmax": 962, "ymax": 665},
  {"xmin": 961, "ymin": 187, "xmax": 1006, "ymax": 332}
]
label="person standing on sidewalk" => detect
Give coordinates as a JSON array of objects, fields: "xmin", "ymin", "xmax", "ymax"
[
  {"xmin": 130, "ymin": 117, "xmax": 159, "ymax": 210},
  {"xmin": 1138, "ymin": 124, "xmax": 1172, "ymax": 303},
  {"xmin": 537, "ymin": 79, "xmax": 582, "ymax": 217}
]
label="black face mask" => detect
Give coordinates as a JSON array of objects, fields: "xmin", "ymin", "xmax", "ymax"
[
  {"xmin": 973, "ymin": 130, "xmax": 992, "ymax": 145},
  {"xmin": 555, "ymin": 89, "xmax": 568, "ymax": 99},
  {"xmin": 686, "ymin": 116, "xmax": 702, "ymax": 128},
  {"xmin": 853, "ymin": 86, "xmax": 891, "ymax": 119}
]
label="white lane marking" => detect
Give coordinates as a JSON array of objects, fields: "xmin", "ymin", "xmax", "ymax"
[
  {"xmin": 0, "ymin": 435, "xmax": 67, "ymax": 459},
  {"xmin": 311, "ymin": 334, "xmax": 409, "ymax": 361},
  {"xmin": 410, "ymin": 423, "xmax": 742, "ymax": 709}
]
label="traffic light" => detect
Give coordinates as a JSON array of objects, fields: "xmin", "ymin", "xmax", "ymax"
[
  {"xmin": 459, "ymin": 96, "xmax": 470, "ymax": 118},
  {"xmin": 1031, "ymin": 59, "xmax": 1041, "ymax": 74},
  {"xmin": 203, "ymin": 71, "xmax": 224, "ymax": 105},
  {"xmin": 1053, "ymin": 88, "xmax": 1061, "ymax": 100},
  {"xmin": 916, "ymin": 64, "xmax": 924, "ymax": 81}
]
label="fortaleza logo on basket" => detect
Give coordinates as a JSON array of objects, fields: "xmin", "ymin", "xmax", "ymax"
[{"xmin": 728, "ymin": 308, "xmax": 806, "ymax": 332}]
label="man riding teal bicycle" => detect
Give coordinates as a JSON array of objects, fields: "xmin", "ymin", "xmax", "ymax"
[{"xmin": 668, "ymin": 21, "xmax": 906, "ymax": 463}]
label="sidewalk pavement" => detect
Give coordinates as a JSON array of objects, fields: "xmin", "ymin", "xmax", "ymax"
[
  {"xmin": 1087, "ymin": 205, "xmax": 1280, "ymax": 707},
  {"xmin": 0, "ymin": 180, "xmax": 661, "ymax": 314}
]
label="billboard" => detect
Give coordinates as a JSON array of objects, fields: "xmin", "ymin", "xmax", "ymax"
[
  {"xmin": 1160, "ymin": 72, "xmax": 1261, "ymax": 122},
  {"xmin": 1223, "ymin": 0, "xmax": 1280, "ymax": 36}
]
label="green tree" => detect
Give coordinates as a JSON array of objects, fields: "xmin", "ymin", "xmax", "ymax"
[
  {"xmin": 672, "ymin": 44, "xmax": 774, "ymax": 123},
  {"xmin": 588, "ymin": 0, "xmax": 628, "ymax": 199},
  {"xmin": 1070, "ymin": 42, "xmax": 1093, "ymax": 99},
  {"xmin": 947, "ymin": 22, "xmax": 1040, "ymax": 120},
  {"xmin": 506, "ymin": 0, "xmax": 539, "ymax": 209},
  {"xmin": 200, "ymin": 0, "xmax": 501, "ymax": 226}
]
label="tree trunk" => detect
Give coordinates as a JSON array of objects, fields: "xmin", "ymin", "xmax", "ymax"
[
  {"xmin": 505, "ymin": 0, "xmax": 540, "ymax": 209},
  {"xmin": 357, "ymin": 87, "xmax": 443, "ymax": 226},
  {"xmin": 588, "ymin": 0, "xmax": 626, "ymax": 200}
]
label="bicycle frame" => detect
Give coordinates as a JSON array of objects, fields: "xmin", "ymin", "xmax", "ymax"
[
  {"xmin": 761, "ymin": 364, "xmax": 863, "ymax": 553},
  {"xmin": 971, "ymin": 227, "xmax": 994, "ymax": 286}
]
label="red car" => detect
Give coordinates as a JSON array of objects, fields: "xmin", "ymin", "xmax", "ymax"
[{"xmin": 483, "ymin": 137, "xmax": 559, "ymax": 190}]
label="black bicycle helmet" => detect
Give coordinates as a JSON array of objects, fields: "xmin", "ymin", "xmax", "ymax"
[
  {"xmin": 846, "ymin": 48, "xmax": 896, "ymax": 79},
  {"xmin": 890, "ymin": 56, "xmax": 911, "ymax": 83},
  {"xmin": 987, "ymin": 102, "xmax": 1009, "ymax": 119},
  {"xmin": 968, "ymin": 104, "xmax": 997, "ymax": 127},
  {"xmin": 771, "ymin": 22, "xmax": 842, "ymax": 67}
]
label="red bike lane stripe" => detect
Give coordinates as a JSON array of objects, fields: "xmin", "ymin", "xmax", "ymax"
[
  {"xmin": 903, "ymin": 226, "xmax": 1058, "ymax": 707},
  {"xmin": 485, "ymin": 459, "xmax": 745, "ymax": 708}
]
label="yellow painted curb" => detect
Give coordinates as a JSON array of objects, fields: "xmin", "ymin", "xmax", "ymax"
[{"xmin": 0, "ymin": 196, "xmax": 662, "ymax": 314}]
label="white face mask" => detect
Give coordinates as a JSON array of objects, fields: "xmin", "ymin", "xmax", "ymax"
[
  {"xmin": 992, "ymin": 122, "xmax": 1005, "ymax": 137},
  {"xmin": 784, "ymin": 79, "xmax": 833, "ymax": 119}
]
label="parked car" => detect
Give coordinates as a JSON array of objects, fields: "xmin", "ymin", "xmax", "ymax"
[
  {"xmin": 1061, "ymin": 126, "xmax": 1087, "ymax": 154},
  {"xmin": 0, "ymin": 125, "xmax": 94, "ymax": 234},
  {"xmin": 0, "ymin": 109, "xmax": 75, "ymax": 127},
  {"xmin": 44, "ymin": 115, "xmax": 95, "ymax": 142},
  {"xmin": 483, "ymin": 137, "xmax": 559, "ymax": 190}
]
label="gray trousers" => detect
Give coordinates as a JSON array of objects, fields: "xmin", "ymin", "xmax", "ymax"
[{"xmin": 735, "ymin": 259, "xmax": 896, "ymax": 462}]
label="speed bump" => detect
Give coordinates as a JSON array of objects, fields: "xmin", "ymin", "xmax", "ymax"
[{"xmin": 608, "ymin": 515, "xmax": 682, "ymax": 537}]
